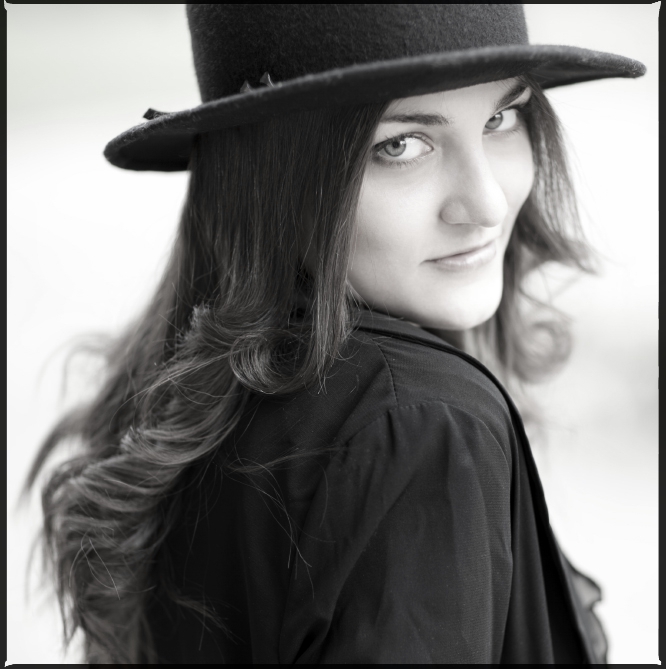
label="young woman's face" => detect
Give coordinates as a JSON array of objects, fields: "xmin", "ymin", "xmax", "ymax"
[{"xmin": 349, "ymin": 77, "xmax": 534, "ymax": 330}]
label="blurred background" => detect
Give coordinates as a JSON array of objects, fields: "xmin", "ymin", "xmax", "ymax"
[{"xmin": 7, "ymin": 4, "xmax": 658, "ymax": 664}]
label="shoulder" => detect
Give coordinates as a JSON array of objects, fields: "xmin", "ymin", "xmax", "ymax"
[
  {"xmin": 327, "ymin": 397, "xmax": 512, "ymax": 516},
  {"xmin": 328, "ymin": 327, "xmax": 515, "ymax": 468},
  {"xmin": 351, "ymin": 326, "xmax": 507, "ymax": 406},
  {"xmin": 280, "ymin": 329, "xmax": 516, "ymax": 662},
  {"xmin": 223, "ymin": 319, "xmax": 516, "ymax": 509}
]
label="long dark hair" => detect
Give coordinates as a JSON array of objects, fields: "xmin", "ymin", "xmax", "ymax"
[{"xmin": 23, "ymin": 73, "xmax": 594, "ymax": 663}]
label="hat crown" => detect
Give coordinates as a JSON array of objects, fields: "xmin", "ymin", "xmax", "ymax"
[{"xmin": 186, "ymin": 4, "xmax": 529, "ymax": 102}]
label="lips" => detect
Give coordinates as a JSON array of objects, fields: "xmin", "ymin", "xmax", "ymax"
[
  {"xmin": 429, "ymin": 240, "xmax": 495, "ymax": 261},
  {"xmin": 426, "ymin": 239, "xmax": 498, "ymax": 271}
]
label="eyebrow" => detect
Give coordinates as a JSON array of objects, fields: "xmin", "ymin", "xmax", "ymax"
[{"xmin": 379, "ymin": 82, "xmax": 532, "ymax": 126}]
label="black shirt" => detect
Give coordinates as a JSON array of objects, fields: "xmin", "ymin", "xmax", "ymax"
[{"xmin": 147, "ymin": 307, "xmax": 607, "ymax": 663}]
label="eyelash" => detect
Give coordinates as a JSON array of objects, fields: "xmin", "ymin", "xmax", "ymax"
[{"xmin": 372, "ymin": 100, "xmax": 531, "ymax": 170}]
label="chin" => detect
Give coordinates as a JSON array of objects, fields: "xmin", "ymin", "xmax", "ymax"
[
  {"xmin": 357, "ymin": 270, "xmax": 505, "ymax": 331},
  {"xmin": 439, "ymin": 310, "xmax": 495, "ymax": 332},
  {"xmin": 418, "ymin": 310, "xmax": 495, "ymax": 332},
  {"xmin": 411, "ymin": 291, "xmax": 503, "ymax": 331}
]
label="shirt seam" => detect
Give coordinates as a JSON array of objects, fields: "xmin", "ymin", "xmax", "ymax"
[
  {"xmin": 373, "ymin": 337, "xmax": 399, "ymax": 407},
  {"xmin": 330, "ymin": 399, "xmax": 511, "ymax": 480}
]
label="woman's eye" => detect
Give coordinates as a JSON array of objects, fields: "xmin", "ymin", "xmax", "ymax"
[
  {"xmin": 375, "ymin": 135, "xmax": 432, "ymax": 164},
  {"xmin": 485, "ymin": 107, "xmax": 520, "ymax": 132}
]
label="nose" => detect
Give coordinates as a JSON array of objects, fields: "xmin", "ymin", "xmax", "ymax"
[{"xmin": 437, "ymin": 146, "xmax": 508, "ymax": 228}]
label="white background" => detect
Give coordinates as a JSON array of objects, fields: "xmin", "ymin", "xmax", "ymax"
[{"xmin": 7, "ymin": 4, "xmax": 659, "ymax": 664}]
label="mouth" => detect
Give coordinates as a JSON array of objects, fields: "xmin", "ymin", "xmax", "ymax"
[
  {"xmin": 426, "ymin": 239, "xmax": 498, "ymax": 271},
  {"xmin": 428, "ymin": 240, "xmax": 497, "ymax": 261}
]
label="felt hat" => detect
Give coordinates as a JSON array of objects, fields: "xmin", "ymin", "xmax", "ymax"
[{"xmin": 104, "ymin": 4, "xmax": 646, "ymax": 172}]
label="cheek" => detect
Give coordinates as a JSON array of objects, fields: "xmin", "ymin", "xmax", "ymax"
[
  {"xmin": 495, "ymin": 133, "xmax": 534, "ymax": 215},
  {"xmin": 351, "ymin": 177, "xmax": 433, "ymax": 267}
]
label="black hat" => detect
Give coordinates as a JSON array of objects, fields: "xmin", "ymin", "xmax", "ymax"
[{"xmin": 104, "ymin": 4, "xmax": 646, "ymax": 172}]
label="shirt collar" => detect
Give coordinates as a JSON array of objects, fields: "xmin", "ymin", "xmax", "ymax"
[
  {"xmin": 293, "ymin": 284, "xmax": 459, "ymax": 352},
  {"xmin": 353, "ymin": 306, "xmax": 460, "ymax": 352}
]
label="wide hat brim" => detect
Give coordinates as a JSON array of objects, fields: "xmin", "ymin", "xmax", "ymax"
[{"xmin": 104, "ymin": 44, "xmax": 646, "ymax": 172}]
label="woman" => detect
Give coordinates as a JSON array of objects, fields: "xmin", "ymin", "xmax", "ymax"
[{"xmin": 24, "ymin": 4, "xmax": 646, "ymax": 664}]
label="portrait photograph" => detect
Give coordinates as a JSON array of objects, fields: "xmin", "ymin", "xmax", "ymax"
[{"xmin": 7, "ymin": 4, "xmax": 658, "ymax": 664}]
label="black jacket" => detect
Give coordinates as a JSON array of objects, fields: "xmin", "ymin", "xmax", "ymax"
[{"xmin": 147, "ymin": 307, "xmax": 607, "ymax": 664}]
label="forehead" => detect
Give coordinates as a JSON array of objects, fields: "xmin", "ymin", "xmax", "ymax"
[{"xmin": 383, "ymin": 77, "xmax": 528, "ymax": 117}]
